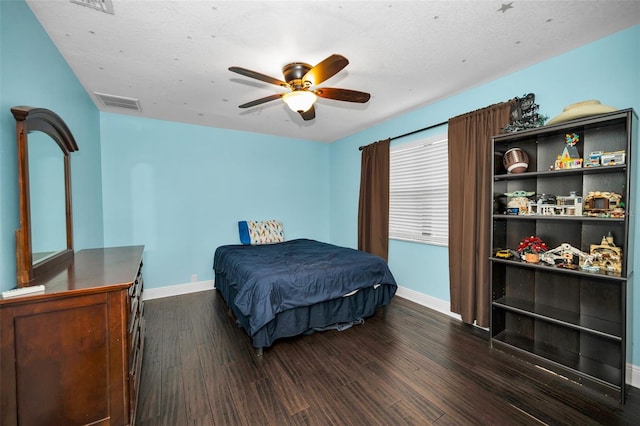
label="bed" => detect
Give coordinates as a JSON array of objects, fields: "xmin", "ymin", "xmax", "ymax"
[{"xmin": 213, "ymin": 238, "xmax": 397, "ymax": 355}]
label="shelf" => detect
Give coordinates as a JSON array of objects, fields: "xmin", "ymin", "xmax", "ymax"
[
  {"xmin": 492, "ymin": 297, "xmax": 622, "ymax": 340},
  {"xmin": 493, "ymin": 165, "xmax": 626, "ymax": 181},
  {"xmin": 490, "ymin": 108, "xmax": 635, "ymax": 402},
  {"xmin": 493, "ymin": 214, "xmax": 625, "ymax": 222},
  {"xmin": 491, "ymin": 331, "xmax": 622, "ymax": 388},
  {"xmin": 489, "ymin": 256, "xmax": 625, "ymax": 281},
  {"xmin": 492, "ymin": 109, "xmax": 632, "ymax": 142}
]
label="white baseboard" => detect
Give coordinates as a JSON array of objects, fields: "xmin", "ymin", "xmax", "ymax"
[
  {"xmin": 630, "ymin": 363, "xmax": 640, "ymax": 390},
  {"xmin": 395, "ymin": 285, "xmax": 461, "ymax": 321},
  {"xmin": 143, "ymin": 280, "xmax": 215, "ymax": 300},
  {"xmin": 395, "ymin": 285, "xmax": 639, "ymax": 390}
]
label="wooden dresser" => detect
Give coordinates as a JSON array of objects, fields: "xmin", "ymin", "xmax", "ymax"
[{"xmin": 1, "ymin": 245, "xmax": 145, "ymax": 426}]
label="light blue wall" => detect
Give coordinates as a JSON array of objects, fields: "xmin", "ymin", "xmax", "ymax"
[
  {"xmin": 0, "ymin": 0, "xmax": 104, "ymax": 291},
  {"xmin": 330, "ymin": 24, "xmax": 640, "ymax": 360},
  {"xmin": 99, "ymin": 113, "xmax": 330, "ymax": 288}
]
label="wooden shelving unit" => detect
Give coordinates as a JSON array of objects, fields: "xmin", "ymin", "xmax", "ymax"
[{"xmin": 489, "ymin": 109, "xmax": 636, "ymax": 402}]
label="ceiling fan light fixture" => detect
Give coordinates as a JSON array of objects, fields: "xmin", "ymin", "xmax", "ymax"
[
  {"xmin": 229, "ymin": 54, "xmax": 369, "ymax": 120},
  {"xmin": 282, "ymin": 90, "xmax": 317, "ymax": 113}
]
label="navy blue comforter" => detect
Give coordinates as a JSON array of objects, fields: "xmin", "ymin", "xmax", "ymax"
[{"xmin": 213, "ymin": 239, "xmax": 397, "ymax": 335}]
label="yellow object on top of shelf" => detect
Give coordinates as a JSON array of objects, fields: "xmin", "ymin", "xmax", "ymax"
[{"xmin": 547, "ymin": 100, "xmax": 617, "ymax": 125}]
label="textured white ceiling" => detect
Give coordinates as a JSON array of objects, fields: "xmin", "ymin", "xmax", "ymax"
[{"xmin": 26, "ymin": 0, "xmax": 640, "ymax": 142}]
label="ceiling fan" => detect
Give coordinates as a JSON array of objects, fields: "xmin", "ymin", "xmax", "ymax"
[{"xmin": 229, "ymin": 54, "xmax": 370, "ymax": 121}]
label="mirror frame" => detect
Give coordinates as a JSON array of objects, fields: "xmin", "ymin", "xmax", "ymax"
[{"xmin": 12, "ymin": 106, "xmax": 78, "ymax": 287}]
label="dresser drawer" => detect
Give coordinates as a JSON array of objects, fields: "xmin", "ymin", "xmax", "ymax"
[{"xmin": 127, "ymin": 260, "xmax": 145, "ymax": 424}]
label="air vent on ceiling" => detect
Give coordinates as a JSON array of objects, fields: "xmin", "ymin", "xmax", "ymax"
[
  {"xmin": 94, "ymin": 92, "xmax": 142, "ymax": 111},
  {"xmin": 70, "ymin": 0, "xmax": 114, "ymax": 15}
]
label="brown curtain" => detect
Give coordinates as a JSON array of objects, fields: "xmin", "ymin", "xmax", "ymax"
[
  {"xmin": 448, "ymin": 102, "xmax": 513, "ymax": 327},
  {"xmin": 358, "ymin": 139, "xmax": 390, "ymax": 261}
]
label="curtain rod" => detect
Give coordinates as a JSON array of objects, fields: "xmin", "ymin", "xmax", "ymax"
[{"xmin": 358, "ymin": 120, "xmax": 448, "ymax": 150}]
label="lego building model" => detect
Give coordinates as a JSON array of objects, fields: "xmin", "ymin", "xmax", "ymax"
[
  {"xmin": 540, "ymin": 243, "xmax": 593, "ymax": 269},
  {"xmin": 584, "ymin": 234, "xmax": 623, "ymax": 273},
  {"xmin": 583, "ymin": 191, "xmax": 624, "ymax": 217},
  {"xmin": 504, "ymin": 190, "xmax": 535, "ymax": 214},
  {"xmin": 553, "ymin": 133, "xmax": 583, "ymax": 170},
  {"xmin": 528, "ymin": 192, "xmax": 583, "ymax": 216}
]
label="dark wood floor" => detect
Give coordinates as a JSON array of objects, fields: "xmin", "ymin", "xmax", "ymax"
[{"xmin": 136, "ymin": 290, "xmax": 640, "ymax": 425}]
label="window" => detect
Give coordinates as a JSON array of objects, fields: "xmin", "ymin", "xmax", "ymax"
[{"xmin": 389, "ymin": 134, "xmax": 448, "ymax": 246}]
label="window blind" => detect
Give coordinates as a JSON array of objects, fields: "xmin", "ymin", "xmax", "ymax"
[{"xmin": 389, "ymin": 135, "xmax": 448, "ymax": 246}]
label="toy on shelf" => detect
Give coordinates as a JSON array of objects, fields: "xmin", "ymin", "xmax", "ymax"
[
  {"xmin": 601, "ymin": 150, "xmax": 626, "ymax": 166},
  {"xmin": 527, "ymin": 193, "xmax": 555, "ymax": 215},
  {"xmin": 585, "ymin": 150, "xmax": 626, "ymax": 167},
  {"xmin": 582, "ymin": 233, "xmax": 623, "ymax": 273},
  {"xmin": 540, "ymin": 243, "xmax": 593, "ymax": 269},
  {"xmin": 552, "ymin": 133, "xmax": 583, "ymax": 170},
  {"xmin": 527, "ymin": 191, "xmax": 582, "ymax": 216},
  {"xmin": 504, "ymin": 190, "xmax": 535, "ymax": 214},
  {"xmin": 583, "ymin": 191, "xmax": 624, "ymax": 217},
  {"xmin": 516, "ymin": 236, "xmax": 548, "ymax": 263},
  {"xmin": 494, "ymin": 248, "xmax": 519, "ymax": 259},
  {"xmin": 585, "ymin": 151, "xmax": 602, "ymax": 168},
  {"xmin": 503, "ymin": 93, "xmax": 547, "ymax": 132},
  {"xmin": 556, "ymin": 192, "xmax": 583, "ymax": 216},
  {"xmin": 503, "ymin": 148, "xmax": 529, "ymax": 174}
]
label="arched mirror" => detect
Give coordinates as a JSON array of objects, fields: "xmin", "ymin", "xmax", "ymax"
[{"xmin": 12, "ymin": 106, "xmax": 78, "ymax": 287}]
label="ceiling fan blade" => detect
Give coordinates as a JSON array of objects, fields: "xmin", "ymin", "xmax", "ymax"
[
  {"xmin": 229, "ymin": 66, "xmax": 289, "ymax": 87},
  {"xmin": 314, "ymin": 87, "xmax": 370, "ymax": 103},
  {"xmin": 303, "ymin": 54, "xmax": 349, "ymax": 86},
  {"xmin": 238, "ymin": 93, "xmax": 284, "ymax": 108},
  {"xmin": 299, "ymin": 105, "xmax": 316, "ymax": 121}
]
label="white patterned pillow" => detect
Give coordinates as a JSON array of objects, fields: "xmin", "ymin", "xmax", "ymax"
[{"xmin": 238, "ymin": 220, "xmax": 284, "ymax": 245}]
